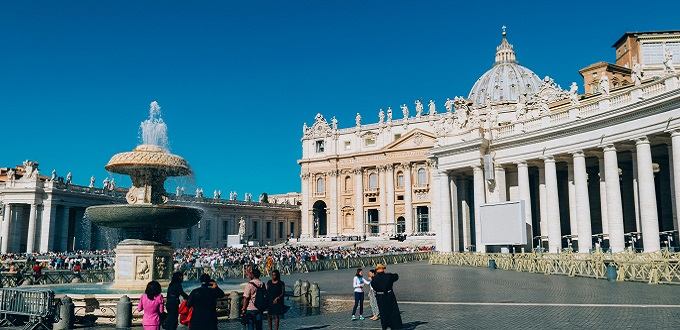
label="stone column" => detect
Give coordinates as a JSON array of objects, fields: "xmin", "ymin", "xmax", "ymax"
[
  {"xmin": 538, "ymin": 167, "xmax": 548, "ymax": 248},
  {"xmin": 473, "ymin": 165, "xmax": 486, "ymax": 253},
  {"xmin": 598, "ymin": 156, "xmax": 609, "ymax": 236},
  {"xmin": 386, "ymin": 164, "xmax": 395, "ymax": 234},
  {"xmin": 603, "ymin": 144, "xmax": 625, "ymax": 252},
  {"xmin": 26, "ymin": 203, "xmax": 38, "ymax": 254},
  {"xmin": 495, "ymin": 166, "xmax": 507, "ymax": 202},
  {"xmin": 567, "ymin": 161, "xmax": 578, "ymax": 241},
  {"xmin": 516, "ymin": 161, "xmax": 533, "ymax": 243},
  {"xmin": 378, "ymin": 166, "xmax": 387, "ymax": 233},
  {"xmin": 300, "ymin": 173, "xmax": 311, "ymax": 238},
  {"xmin": 1, "ymin": 204, "xmax": 11, "ymax": 253},
  {"xmin": 672, "ymin": 131, "xmax": 680, "ymax": 234},
  {"xmin": 450, "ymin": 175, "xmax": 459, "ymax": 252},
  {"xmin": 61, "ymin": 206, "xmax": 71, "ymax": 251},
  {"xmin": 354, "ymin": 168, "xmax": 365, "ymax": 236},
  {"xmin": 573, "ymin": 151, "xmax": 592, "ymax": 253},
  {"xmin": 631, "ymin": 151, "xmax": 642, "ymax": 232},
  {"xmin": 458, "ymin": 177, "xmax": 471, "ymax": 251},
  {"xmin": 403, "ymin": 163, "xmax": 413, "ymax": 234},
  {"xmin": 544, "ymin": 156, "xmax": 562, "ymax": 253},
  {"xmin": 436, "ymin": 170, "xmax": 453, "ymax": 252},
  {"xmin": 668, "ymin": 143, "xmax": 678, "ymax": 232},
  {"xmin": 40, "ymin": 202, "xmax": 57, "ymax": 252},
  {"xmin": 635, "ymin": 137, "xmax": 661, "ymax": 252},
  {"xmin": 328, "ymin": 170, "xmax": 339, "ymax": 236}
]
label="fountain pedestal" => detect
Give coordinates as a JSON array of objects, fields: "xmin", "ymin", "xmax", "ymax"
[{"xmin": 111, "ymin": 239, "xmax": 173, "ymax": 290}]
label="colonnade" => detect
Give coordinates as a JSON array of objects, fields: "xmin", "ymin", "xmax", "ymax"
[
  {"xmin": 436, "ymin": 132, "xmax": 680, "ymax": 254},
  {"xmin": 0, "ymin": 202, "xmax": 81, "ymax": 254}
]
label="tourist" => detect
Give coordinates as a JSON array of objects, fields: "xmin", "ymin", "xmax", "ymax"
[
  {"xmin": 366, "ymin": 269, "xmax": 380, "ymax": 321},
  {"xmin": 165, "ymin": 272, "xmax": 189, "ymax": 330},
  {"xmin": 138, "ymin": 281, "xmax": 164, "ymax": 330},
  {"xmin": 187, "ymin": 273, "xmax": 224, "ymax": 330},
  {"xmin": 351, "ymin": 268, "xmax": 365, "ymax": 320},
  {"xmin": 266, "ymin": 269, "xmax": 286, "ymax": 330},
  {"xmin": 242, "ymin": 268, "xmax": 265, "ymax": 330},
  {"xmin": 371, "ymin": 264, "xmax": 402, "ymax": 330}
]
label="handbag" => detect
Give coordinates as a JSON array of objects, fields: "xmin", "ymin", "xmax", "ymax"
[{"xmin": 178, "ymin": 300, "xmax": 193, "ymax": 327}]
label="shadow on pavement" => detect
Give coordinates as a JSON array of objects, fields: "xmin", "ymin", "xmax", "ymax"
[{"xmin": 402, "ymin": 320, "xmax": 429, "ymax": 329}]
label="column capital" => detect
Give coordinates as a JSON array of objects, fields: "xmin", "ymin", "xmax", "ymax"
[
  {"xmin": 542, "ymin": 155, "xmax": 556, "ymax": 163},
  {"xmin": 326, "ymin": 169, "xmax": 339, "ymax": 177},
  {"xmin": 377, "ymin": 165, "xmax": 387, "ymax": 172},
  {"xmin": 399, "ymin": 162, "xmax": 412, "ymax": 170},
  {"xmin": 602, "ymin": 144, "xmax": 617, "ymax": 152},
  {"xmin": 633, "ymin": 136, "xmax": 651, "ymax": 145},
  {"xmin": 515, "ymin": 160, "xmax": 528, "ymax": 167},
  {"xmin": 385, "ymin": 163, "xmax": 394, "ymax": 171},
  {"xmin": 669, "ymin": 129, "xmax": 680, "ymax": 138},
  {"xmin": 425, "ymin": 159, "xmax": 436, "ymax": 168},
  {"xmin": 300, "ymin": 172, "xmax": 311, "ymax": 179},
  {"xmin": 571, "ymin": 150, "xmax": 586, "ymax": 158},
  {"xmin": 352, "ymin": 167, "xmax": 363, "ymax": 174}
]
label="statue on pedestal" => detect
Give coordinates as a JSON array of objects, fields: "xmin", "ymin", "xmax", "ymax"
[
  {"xmin": 176, "ymin": 186, "xmax": 181, "ymax": 196},
  {"xmin": 89, "ymin": 176, "xmax": 95, "ymax": 188},
  {"xmin": 632, "ymin": 61, "xmax": 643, "ymax": 86},
  {"xmin": 445, "ymin": 98, "xmax": 454, "ymax": 112},
  {"xmin": 103, "ymin": 178, "xmax": 110, "ymax": 190},
  {"xmin": 355, "ymin": 113, "xmax": 362, "ymax": 126},
  {"xmin": 402, "ymin": 103, "xmax": 411, "ymax": 118},
  {"xmin": 387, "ymin": 107, "xmax": 393, "ymax": 121},
  {"xmin": 599, "ymin": 73, "xmax": 610, "ymax": 96},
  {"xmin": 66, "ymin": 172, "xmax": 72, "ymax": 184},
  {"xmin": 378, "ymin": 109, "xmax": 385, "ymax": 123},
  {"xmin": 51, "ymin": 169, "xmax": 57, "ymax": 181},
  {"xmin": 664, "ymin": 46, "xmax": 676, "ymax": 75},
  {"xmin": 569, "ymin": 82, "xmax": 580, "ymax": 105},
  {"xmin": 428, "ymin": 100, "xmax": 437, "ymax": 114},
  {"xmin": 238, "ymin": 217, "xmax": 246, "ymax": 238},
  {"xmin": 7, "ymin": 168, "xmax": 15, "ymax": 186}
]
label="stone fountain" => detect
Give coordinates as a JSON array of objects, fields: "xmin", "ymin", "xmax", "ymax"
[{"xmin": 85, "ymin": 102, "xmax": 203, "ymax": 290}]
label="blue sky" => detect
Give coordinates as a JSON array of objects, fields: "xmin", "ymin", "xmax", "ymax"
[{"xmin": 1, "ymin": 1, "xmax": 679, "ymax": 196}]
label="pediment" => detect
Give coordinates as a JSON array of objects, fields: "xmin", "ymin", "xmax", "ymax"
[{"xmin": 383, "ymin": 129, "xmax": 436, "ymax": 151}]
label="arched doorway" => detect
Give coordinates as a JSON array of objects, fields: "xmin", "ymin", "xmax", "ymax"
[
  {"xmin": 396, "ymin": 216, "xmax": 406, "ymax": 234},
  {"xmin": 312, "ymin": 200, "xmax": 328, "ymax": 237}
]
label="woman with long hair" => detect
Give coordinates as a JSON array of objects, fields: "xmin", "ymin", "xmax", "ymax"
[
  {"xmin": 351, "ymin": 268, "xmax": 365, "ymax": 321},
  {"xmin": 138, "ymin": 280, "xmax": 164, "ymax": 330},
  {"xmin": 166, "ymin": 272, "xmax": 189, "ymax": 330},
  {"xmin": 266, "ymin": 269, "xmax": 286, "ymax": 330}
]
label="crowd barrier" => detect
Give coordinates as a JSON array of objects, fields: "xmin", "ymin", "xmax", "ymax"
[
  {"xmin": 0, "ymin": 287, "xmax": 54, "ymax": 330},
  {"xmin": 430, "ymin": 249, "xmax": 680, "ymax": 284},
  {"xmin": 184, "ymin": 251, "xmax": 433, "ymax": 280}
]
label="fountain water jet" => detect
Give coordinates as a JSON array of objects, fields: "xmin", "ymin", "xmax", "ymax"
[{"xmin": 85, "ymin": 101, "xmax": 203, "ymax": 290}]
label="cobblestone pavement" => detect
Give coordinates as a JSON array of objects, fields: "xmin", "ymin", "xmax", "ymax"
[{"xmin": 76, "ymin": 261, "xmax": 680, "ymax": 329}]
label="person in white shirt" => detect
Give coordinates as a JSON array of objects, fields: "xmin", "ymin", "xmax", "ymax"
[{"xmin": 351, "ymin": 268, "xmax": 365, "ymax": 320}]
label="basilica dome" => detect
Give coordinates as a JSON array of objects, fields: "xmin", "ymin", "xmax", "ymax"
[{"xmin": 468, "ymin": 31, "xmax": 543, "ymax": 106}]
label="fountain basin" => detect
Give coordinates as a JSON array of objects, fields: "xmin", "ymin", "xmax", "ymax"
[{"xmin": 86, "ymin": 204, "xmax": 203, "ymax": 230}]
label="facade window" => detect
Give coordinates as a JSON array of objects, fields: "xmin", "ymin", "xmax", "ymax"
[
  {"xmin": 668, "ymin": 42, "xmax": 680, "ymax": 63},
  {"xmin": 365, "ymin": 138, "xmax": 376, "ymax": 147},
  {"xmin": 266, "ymin": 221, "xmax": 272, "ymax": 239},
  {"xmin": 642, "ymin": 42, "xmax": 664, "ymax": 64},
  {"xmin": 417, "ymin": 168, "xmax": 427, "ymax": 184},
  {"xmin": 316, "ymin": 177, "xmax": 325, "ymax": 193},
  {"xmin": 223, "ymin": 221, "xmax": 229, "ymax": 239},
  {"xmin": 397, "ymin": 195, "xmax": 404, "ymax": 201},
  {"xmin": 315, "ymin": 140, "xmax": 325, "ymax": 153},
  {"xmin": 290, "ymin": 222, "xmax": 295, "ymax": 237},
  {"xmin": 396, "ymin": 172, "xmax": 404, "ymax": 187},
  {"xmin": 253, "ymin": 221, "xmax": 258, "ymax": 239},
  {"xmin": 344, "ymin": 176, "xmax": 352, "ymax": 192},
  {"xmin": 344, "ymin": 141, "xmax": 351, "ymax": 150},
  {"xmin": 278, "ymin": 221, "xmax": 284, "ymax": 239},
  {"xmin": 369, "ymin": 173, "xmax": 377, "ymax": 189},
  {"xmin": 186, "ymin": 226, "xmax": 193, "ymax": 241},
  {"xmin": 394, "ymin": 134, "xmax": 401, "ymax": 140}
]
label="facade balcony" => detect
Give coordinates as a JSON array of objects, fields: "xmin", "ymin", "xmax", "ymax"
[
  {"xmin": 413, "ymin": 184, "xmax": 429, "ymax": 193},
  {"xmin": 364, "ymin": 188, "xmax": 380, "ymax": 197}
]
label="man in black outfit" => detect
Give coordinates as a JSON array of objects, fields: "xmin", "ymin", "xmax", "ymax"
[
  {"xmin": 370, "ymin": 264, "xmax": 403, "ymax": 330},
  {"xmin": 187, "ymin": 273, "xmax": 225, "ymax": 330}
]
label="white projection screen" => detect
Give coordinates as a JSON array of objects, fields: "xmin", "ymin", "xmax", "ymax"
[{"xmin": 479, "ymin": 200, "xmax": 527, "ymax": 245}]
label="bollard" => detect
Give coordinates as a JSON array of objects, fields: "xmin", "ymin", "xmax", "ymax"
[
  {"xmin": 293, "ymin": 279, "xmax": 302, "ymax": 301},
  {"xmin": 229, "ymin": 291, "xmax": 240, "ymax": 320},
  {"xmin": 489, "ymin": 259, "xmax": 496, "ymax": 269},
  {"xmin": 54, "ymin": 296, "xmax": 75, "ymax": 330},
  {"xmin": 301, "ymin": 280, "xmax": 310, "ymax": 305},
  {"xmin": 310, "ymin": 283, "xmax": 320, "ymax": 308},
  {"xmin": 604, "ymin": 260, "xmax": 617, "ymax": 282},
  {"xmin": 116, "ymin": 295, "xmax": 132, "ymax": 329}
]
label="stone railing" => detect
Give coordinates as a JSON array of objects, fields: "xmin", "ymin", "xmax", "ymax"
[
  {"xmin": 0, "ymin": 269, "xmax": 114, "ymax": 288},
  {"xmin": 430, "ymin": 249, "xmax": 680, "ymax": 284}
]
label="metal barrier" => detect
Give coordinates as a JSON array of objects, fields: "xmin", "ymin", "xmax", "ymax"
[
  {"xmin": 0, "ymin": 269, "xmax": 114, "ymax": 288},
  {"xmin": 430, "ymin": 249, "xmax": 680, "ymax": 284},
  {"xmin": 0, "ymin": 287, "xmax": 55, "ymax": 330}
]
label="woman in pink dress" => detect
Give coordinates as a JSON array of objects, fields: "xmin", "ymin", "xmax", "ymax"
[{"xmin": 138, "ymin": 281, "xmax": 165, "ymax": 330}]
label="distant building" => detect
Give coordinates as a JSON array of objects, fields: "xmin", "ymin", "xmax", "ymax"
[
  {"xmin": 612, "ymin": 31, "xmax": 680, "ymax": 77},
  {"xmin": 0, "ymin": 163, "xmax": 300, "ymax": 253}
]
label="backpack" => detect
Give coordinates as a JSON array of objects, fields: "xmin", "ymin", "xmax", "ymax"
[{"xmin": 250, "ymin": 281, "xmax": 268, "ymax": 311}]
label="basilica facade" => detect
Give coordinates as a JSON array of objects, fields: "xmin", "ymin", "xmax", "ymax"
[{"xmin": 300, "ymin": 30, "xmax": 680, "ymax": 254}]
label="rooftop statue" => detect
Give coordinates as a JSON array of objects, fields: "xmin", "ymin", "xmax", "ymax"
[
  {"xmin": 387, "ymin": 107, "xmax": 393, "ymax": 121},
  {"xmin": 331, "ymin": 116, "xmax": 338, "ymax": 130},
  {"xmin": 428, "ymin": 100, "xmax": 437, "ymax": 115},
  {"xmin": 51, "ymin": 169, "xmax": 57, "ymax": 181},
  {"xmin": 379, "ymin": 109, "xmax": 385, "ymax": 123},
  {"xmin": 569, "ymin": 82, "xmax": 580, "ymax": 105},
  {"xmin": 402, "ymin": 103, "xmax": 411, "ymax": 118},
  {"xmin": 355, "ymin": 113, "xmax": 362, "ymax": 126},
  {"xmin": 66, "ymin": 172, "xmax": 72, "ymax": 184},
  {"xmin": 444, "ymin": 98, "xmax": 454, "ymax": 113},
  {"xmin": 89, "ymin": 176, "xmax": 95, "ymax": 188},
  {"xmin": 632, "ymin": 61, "xmax": 643, "ymax": 86},
  {"xmin": 664, "ymin": 46, "xmax": 676, "ymax": 75},
  {"xmin": 413, "ymin": 100, "xmax": 421, "ymax": 117},
  {"xmin": 599, "ymin": 73, "xmax": 610, "ymax": 96}
]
